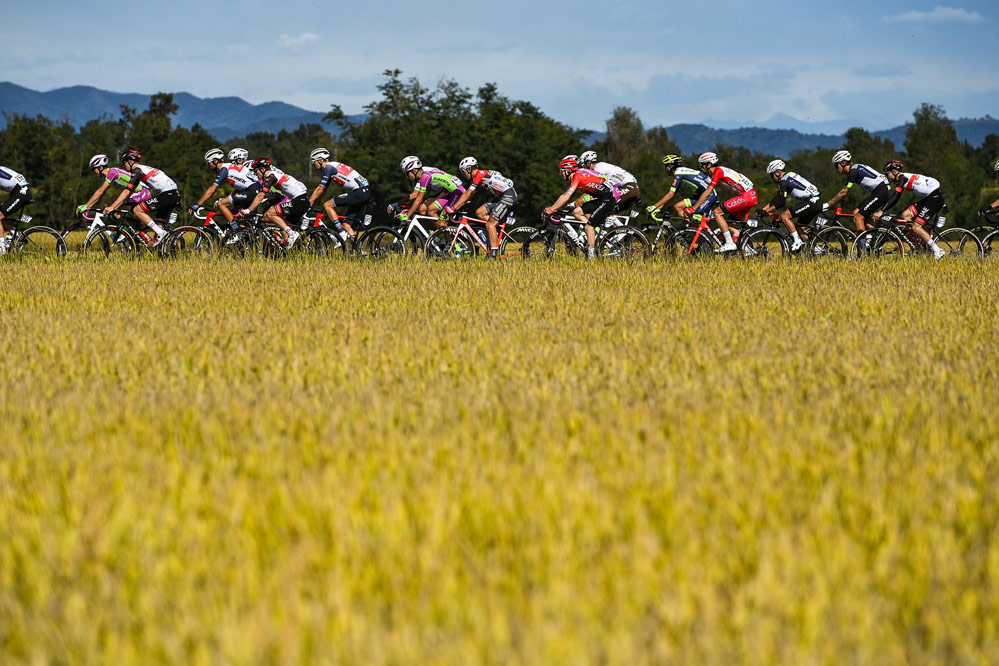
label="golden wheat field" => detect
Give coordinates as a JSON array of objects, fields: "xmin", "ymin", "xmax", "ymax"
[{"xmin": 0, "ymin": 255, "xmax": 997, "ymax": 665}]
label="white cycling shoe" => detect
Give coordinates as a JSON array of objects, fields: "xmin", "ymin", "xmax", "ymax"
[
  {"xmin": 789, "ymin": 238, "xmax": 804, "ymax": 253},
  {"xmin": 715, "ymin": 241, "xmax": 738, "ymax": 253},
  {"xmin": 286, "ymin": 229, "xmax": 301, "ymax": 248}
]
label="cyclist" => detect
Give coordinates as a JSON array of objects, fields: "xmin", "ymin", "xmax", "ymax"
[
  {"xmin": 187, "ymin": 148, "xmax": 262, "ymax": 228},
  {"xmin": 393, "ymin": 156, "xmax": 465, "ymax": 229},
  {"xmin": 308, "ymin": 147, "xmax": 371, "ymax": 240},
  {"xmin": 102, "ymin": 149, "xmax": 179, "ymax": 246},
  {"xmin": 882, "ymin": 159, "xmax": 946, "ymax": 259},
  {"xmin": 543, "ymin": 155, "xmax": 617, "ymax": 259},
  {"xmin": 77, "ymin": 154, "xmax": 152, "ymax": 219},
  {"xmin": 0, "ymin": 164, "xmax": 33, "ymax": 254},
  {"xmin": 825, "ymin": 150, "xmax": 892, "ymax": 233},
  {"xmin": 979, "ymin": 159, "xmax": 999, "ymax": 218},
  {"xmin": 450, "ymin": 156, "xmax": 517, "ymax": 258},
  {"xmin": 241, "ymin": 157, "xmax": 304, "ymax": 247},
  {"xmin": 578, "ymin": 150, "xmax": 640, "ymax": 213},
  {"xmin": 645, "ymin": 154, "xmax": 718, "ymax": 220},
  {"xmin": 758, "ymin": 159, "xmax": 823, "ymax": 253},
  {"xmin": 686, "ymin": 152, "xmax": 756, "ymax": 252},
  {"xmin": 227, "ymin": 147, "xmax": 249, "ymax": 165}
]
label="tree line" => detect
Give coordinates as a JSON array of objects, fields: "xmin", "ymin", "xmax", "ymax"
[{"xmin": 2, "ymin": 69, "xmax": 997, "ymax": 227}]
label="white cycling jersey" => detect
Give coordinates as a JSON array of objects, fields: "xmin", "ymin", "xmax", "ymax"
[
  {"xmin": 593, "ymin": 161, "xmax": 637, "ymax": 185},
  {"xmin": 0, "ymin": 166, "xmax": 28, "ymax": 192},
  {"xmin": 214, "ymin": 163, "xmax": 259, "ymax": 191},
  {"xmin": 319, "ymin": 162, "xmax": 368, "ymax": 191},
  {"xmin": 468, "ymin": 168, "xmax": 514, "ymax": 196},
  {"xmin": 896, "ymin": 172, "xmax": 940, "ymax": 197},
  {"xmin": 263, "ymin": 167, "xmax": 308, "ymax": 198},
  {"xmin": 131, "ymin": 165, "xmax": 178, "ymax": 193},
  {"xmin": 778, "ymin": 172, "xmax": 820, "ymax": 201},
  {"xmin": 846, "ymin": 163, "xmax": 888, "ymax": 192}
]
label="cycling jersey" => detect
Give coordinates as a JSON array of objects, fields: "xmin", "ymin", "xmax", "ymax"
[
  {"xmin": 593, "ymin": 161, "xmax": 637, "ymax": 185},
  {"xmin": 261, "ymin": 167, "xmax": 308, "ymax": 199},
  {"xmin": 213, "ymin": 162, "xmax": 259, "ymax": 191},
  {"xmin": 0, "ymin": 166, "xmax": 29, "ymax": 192},
  {"xmin": 105, "ymin": 167, "xmax": 152, "ymax": 204},
  {"xmin": 414, "ymin": 167, "xmax": 464, "ymax": 196},
  {"xmin": 565, "ymin": 169, "xmax": 616, "ymax": 198},
  {"xmin": 708, "ymin": 166, "xmax": 754, "ymax": 194},
  {"xmin": 845, "ymin": 163, "xmax": 888, "ymax": 192},
  {"xmin": 468, "ymin": 168, "xmax": 514, "ymax": 197},
  {"xmin": 124, "ymin": 164, "xmax": 178, "ymax": 194},
  {"xmin": 894, "ymin": 172, "xmax": 940, "ymax": 197},
  {"xmin": 319, "ymin": 162, "xmax": 369, "ymax": 191},
  {"xmin": 777, "ymin": 172, "xmax": 820, "ymax": 201},
  {"xmin": 670, "ymin": 167, "xmax": 711, "ymax": 194}
]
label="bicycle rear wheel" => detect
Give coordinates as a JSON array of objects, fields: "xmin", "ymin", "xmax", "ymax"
[
  {"xmin": 361, "ymin": 227, "xmax": 407, "ymax": 259},
  {"xmin": 808, "ymin": 226, "xmax": 853, "ymax": 259},
  {"xmin": 673, "ymin": 227, "xmax": 716, "ymax": 257},
  {"xmin": 850, "ymin": 228, "xmax": 905, "ymax": 259},
  {"xmin": 496, "ymin": 226, "xmax": 536, "ymax": 259},
  {"xmin": 739, "ymin": 228, "xmax": 788, "ymax": 259},
  {"xmin": 935, "ymin": 228, "xmax": 983, "ymax": 260},
  {"xmin": 162, "ymin": 225, "xmax": 215, "ymax": 258},
  {"xmin": 15, "ymin": 226, "xmax": 67, "ymax": 257},
  {"xmin": 82, "ymin": 226, "xmax": 137, "ymax": 257},
  {"xmin": 426, "ymin": 226, "xmax": 477, "ymax": 259},
  {"xmin": 597, "ymin": 226, "xmax": 650, "ymax": 260},
  {"xmin": 982, "ymin": 229, "xmax": 999, "ymax": 259}
]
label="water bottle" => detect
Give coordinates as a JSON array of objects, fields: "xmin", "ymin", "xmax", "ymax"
[
  {"xmin": 363, "ymin": 214, "xmax": 372, "ymax": 226},
  {"xmin": 477, "ymin": 230, "xmax": 488, "ymax": 244},
  {"xmin": 167, "ymin": 211, "xmax": 178, "ymax": 226},
  {"xmin": 935, "ymin": 215, "xmax": 945, "ymax": 228},
  {"xmin": 506, "ymin": 215, "xmax": 516, "ymax": 226},
  {"xmin": 565, "ymin": 226, "xmax": 581, "ymax": 244}
]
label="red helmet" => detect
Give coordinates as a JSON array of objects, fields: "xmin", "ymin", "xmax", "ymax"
[
  {"xmin": 119, "ymin": 149, "xmax": 142, "ymax": 164},
  {"xmin": 251, "ymin": 157, "xmax": 272, "ymax": 171},
  {"xmin": 558, "ymin": 156, "xmax": 578, "ymax": 171}
]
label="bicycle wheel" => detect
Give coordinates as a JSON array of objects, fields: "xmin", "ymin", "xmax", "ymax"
[
  {"xmin": 162, "ymin": 225, "xmax": 215, "ymax": 258},
  {"xmin": 519, "ymin": 228, "xmax": 553, "ymax": 259},
  {"xmin": 498, "ymin": 226, "xmax": 537, "ymax": 259},
  {"xmin": 15, "ymin": 226, "xmax": 67, "ymax": 257},
  {"xmin": 739, "ymin": 228, "xmax": 788, "ymax": 259},
  {"xmin": 361, "ymin": 227, "xmax": 407, "ymax": 259},
  {"xmin": 808, "ymin": 226, "xmax": 854, "ymax": 260},
  {"xmin": 61, "ymin": 222, "xmax": 92, "ymax": 254},
  {"xmin": 597, "ymin": 226, "xmax": 651, "ymax": 260},
  {"xmin": 220, "ymin": 228, "xmax": 259, "ymax": 258},
  {"xmin": 260, "ymin": 227, "xmax": 288, "ymax": 259},
  {"xmin": 850, "ymin": 228, "xmax": 905, "ymax": 259},
  {"xmin": 425, "ymin": 226, "xmax": 477, "ymax": 259},
  {"xmin": 935, "ymin": 228, "xmax": 983, "ymax": 260},
  {"xmin": 673, "ymin": 227, "xmax": 716, "ymax": 257},
  {"xmin": 982, "ymin": 229, "xmax": 999, "ymax": 259},
  {"xmin": 82, "ymin": 226, "xmax": 137, "ymax": 257}
]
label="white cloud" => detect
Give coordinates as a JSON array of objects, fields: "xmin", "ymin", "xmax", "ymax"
[
  {"xmin": 278, "ymin": 32, "xmax": 320, "ymax": 54},
  {"xmin": 882, "ymin": 6, "xmax": 986, "ymax": 24}
]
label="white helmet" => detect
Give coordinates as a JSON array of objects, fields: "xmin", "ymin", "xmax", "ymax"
[
  {"xmin": 204, "ymin": 148, "xmax": 224, "ymax": 164},
  {"xmin": 832, "ymin": 150, "xmax": 852, "ymax": 164},
  {"xmin": 401, "ymin": 155, "xmax": 422, "ymax": 173},
  {"xmin": 310, "ymin": 147, "xmax": 330, "ymax": 162},
  {"xmin": 89, "ymin": 154, "xmax": 108, "ymax": 169},
  {"xmin": 698, "ymin": 151, "xmax": 719, "ymax": 166},
  {"xmin": 227, "ymin": 147, "xmax": 248, "ymax": 163},
  {"xmin": 580, "ymin": 150, "xmax": 598, "ymax": 165},
  {"xmin": 766, "ymin": 159, "xmax": 786, "ymax": 175},
  {"xmin": 458, "ymin": 156, "xmax": 478, "ymax": 172},
  {"xmin": 993, "ymin": 158, "xmax": 999, "ymax": 173}
]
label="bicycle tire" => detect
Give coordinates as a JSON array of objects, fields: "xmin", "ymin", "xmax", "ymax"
[
  {"xmin": 673, "ymin": 227, "xmax": 717, "ymax": 257},
  {"xmin": 161, "ymin": 225, "xmax": 215, "ymax": 258},
  {"xmin": 361, "ymin": 227, "xmax": 407, "ymax": 259},
  {"xmin": 597, "ymin": 226, "xmax": 651, "ymax": 260},
  {"xmin": 808, "ymin": 225, "xmax": 854, "ymax": 260},
  {"xmin": 82, "ymin": 225, "xmax": 137, "ymax": 257},
  {"xmin": 14, "ymin": 226, "xmax": 67, "ymax": 257},
  {"xmin": 498, "ymin": 226, "xmax": 538, "ymax": 259},
  {"xmin": 738, "ymin": 227, "xmax": 788, "ymax": 259},
  {"xmin": 425, "ymin": 226, "xmax": 477, "ymax": 259},
  {"xmin": 982, "ymin": 229, "xmax": 998, "ymax": 258},
  {"xmin": 935, "ymin": 228, "xmax": 983, "ymax": 260},
  {"xmin": 850, "ymin": 228, "xmax": 905, "ymax": 259}
]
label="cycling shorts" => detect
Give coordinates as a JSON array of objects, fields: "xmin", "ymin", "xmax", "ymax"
[
  {"xmin": 331, "ymin": 186, "xmax": 372, "ymax": 221},
  {"xmin": 580, "ymin": 190, "xmax": 615, "ymax": 226},
  {"xmin": 225, "ymin": 183, "xmax": 261, "ymax": 210},
  {"xmin": 483, "ymin": 188, "xmax": 517, "ymax": 222},
  {"xmin": 432, "ymin": 186, "xmax": 465, "ymax": 211},
  {"xmin": 858, "ymin": 183, "xmax": 892, "ymax": 221},
  {"xmin": 721, "ymin": 189, "xmax": 758, "ymax": 219},
  {"xmin": 140, "ymin": 189, "xmax": 180, "ymax": 219},
  {"xmin": 789, "ymin": 198, "xmax": 823, "ymax": 225},
  {"xmin": 1, "ymin": 185, "xmax": 32, "ymax": 217},
  {"xmin": 277, "ymin": 194, "xmax": 310, "ymax": 225},
  {"xmin": 128, "ymin": 188, "xmax": 152, "ymax": 206},
  {"xmin": 908, "ymin": 188, "xmax": 945, "ymax": 225}
]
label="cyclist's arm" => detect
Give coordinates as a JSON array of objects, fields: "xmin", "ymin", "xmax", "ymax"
[
  {"xmin": 81, "ymin": 181, "xmax": 111, "ymax": 210},
  {"xmin": 308, "ymin": 183, "xmax": 326, "ymax": 207},
  {"xmin": 104, "ymin": 188, "xmax": 131, "ymax": 213},
  {"xmin": 195, "ymin": 183, "xmax": 219, "ymax": 208},
  {"xmin": 881, "ymin": 185, "xmax": 903, "ymax": 214},
  {"xmin": 450, "ymin": 184, "xmax": 474, "ymax": 212},
  {"xmin": 652, "ymin": 187, "xmax": 678, "ymax": 209},
  {"xmin": 687, "ymin": 183, "xmax": 715, "ymax": 211},
  {"xmin": 826, "ymin": 183, "xmax": 851, "ymax": 207}
]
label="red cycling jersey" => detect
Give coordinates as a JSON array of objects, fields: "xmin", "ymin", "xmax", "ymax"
[
  {"xmin": 709, "ymin": 166, "xmax": 754, "ymax": 195},
  {"xmin": 565, "ymin": 168, "xmax": 611, "ymax": 196}
]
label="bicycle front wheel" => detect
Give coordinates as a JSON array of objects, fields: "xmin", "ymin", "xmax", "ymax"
[
  {"xmin": 935, "ymin": 228, "xmax": 983, "ymax": 260},
  {"xmin": 808, "ymin": 226, "xmax": 854, "ymax": 260},
  {"xmin": 597, "ymin": 226, "xmax": 650, "ymax": 260},
  {"xmin": 82, "ymin": 226, "xmax": 137, "ymax": 257},
  {"xmin": 498, "ymin": 226, "xmax": 537, "ymax": 259},
  {"xmin": 673, "ymin": 227, "xmax": 716, "ymax": 258},
  {"xmin": 15, "ymin": 226, "xmax": 67, "ymax": 257},
  {"xmin": 850, "ymin": 228, "xmax": 905, "ymax": 259},
  {"xmin": 425, "ymin": 226, "xmax": 477, "ymax": 259},
  {"xmin": 162, "ymin": 225, "xmax": 215, "ymax": 258},
  {"xmin": 361, "ymin": 227, "xmax": 408, "ymax": 259},
  {"xmin": 739, "ymin": 228, "xmax": 787, "ymax": 260}
]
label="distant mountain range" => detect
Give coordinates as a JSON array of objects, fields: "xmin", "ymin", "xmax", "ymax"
[{"xmin": 2, "ymin": 82, "xmax": 997, "ymax": 155}]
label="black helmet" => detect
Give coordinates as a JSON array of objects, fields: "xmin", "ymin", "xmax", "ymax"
[{"xmin": 119, "ymin": 148, "xmax": 142, "ymax": 164}]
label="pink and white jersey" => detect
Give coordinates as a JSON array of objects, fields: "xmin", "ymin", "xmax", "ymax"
[
  {"xmin": 897, "ymin": 172, "xmax": 940, "ymax": 197},
  {"xmin": 214, "ymin": 163, "xmax": 259, "ymax": 191},
  {"xmin": 319, "ymin": 162, "xmax": 368, "ymax": 190},
  {"xmin": 468, "ymin": 168, "xmax": 514, "ymax": 196},
  {"xmin": 263, "ymin": 167, "xmax": 308, "ymax": 199},
  {"xmin": 593, "ymin": 161, "xmax": 636, "ymax": 185},
  {"xmin": 130, "ymin": 164, "xmax": 178, "ymax": 193},
  {"xmin": 709, "ymin": 166, "xmax": 754, "ymax": 194}
]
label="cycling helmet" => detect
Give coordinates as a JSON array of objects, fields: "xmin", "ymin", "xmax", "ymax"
[
  {"xmin": 401, "ymin": 155, "xmax": 422, "ymax": 173},
  {"xmin": 119, "ymin": 148, "xmax": 142, "ymax": 164},
  {"xmin": 310, "ymin": 147, "xmax": 330, "ymax": 162},
  {"xmin": 698, "ymin": 151, "xmax": 719, "ymax": 166},
  {"xmin": 883, "ymin": 159, "xmax": 905, "ymax": 173},
  {"xmin": 579, "ymin": 150, "xmax": 598, "ymax": 165},
  {"xmin": 661, "ymin": 154, "xmax": 682, "ymax": 170},
  {"xmin": 766, "ymin": 159, "xmax": 786, "ymax": 175},
  {"xmin": 227, "ymin": 147, "xmax": 248, "ymax": 163},
  {"xmin": 89, "ymin": 154, "xmax": 109, "ymax": 170},
  {"xmin": 204, "ymin": 148, "xmax": 224, "ymax": 164},
  {"xmin": 993, "ymin": 158, "xmax": 999, "ymax": 173},
  {"xmin": 458, "ymin": 156, "xmax": 478, "ymax": 172},
  {"xmin": 558, "ymin": 156, "xmax": 578, "ymax": 171},
  {"xmin": 251, "ymin": 157, "xmax": 272, "ymax": 171},
  {"xmin": 832, "ymin": 150, "xmax": 852, "ymax": 164}
]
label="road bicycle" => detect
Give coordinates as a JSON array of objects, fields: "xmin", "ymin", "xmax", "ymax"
[
  {"xmin": 424, "ymin": 211, "xmax": 538, "ymax": 259},
  {"xmin": 849, "ymin": 210, "xmax": 983, "ymax": 260},
  {"xmin": 521, "ymin": 211, "xmax": 650, "ymax": 260},
  {"xmin": 0, "ymin": 208, "xmax": 66, "ymax": 257},
  {"xmin": 976, "ymin": 210, "xmax": 999, "ymax": 257},
  {"xmin": 736, "ymin": 207, "xmax": 855, "ymax": 260}
]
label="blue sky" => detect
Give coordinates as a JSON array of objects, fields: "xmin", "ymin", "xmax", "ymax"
[{"xmin": 6, "ymin": 0, "xmax": 997, "ymax": 133}]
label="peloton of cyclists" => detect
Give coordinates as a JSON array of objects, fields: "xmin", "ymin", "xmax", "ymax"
[
  {"xmin": 449, "ymin": 156, "xmax": 517, "ymax": 258},
  {"xmin": 645, "ymin": 154, "xmax": 718, "ymax": 220},
  {"xmin": 102, "ymin": 149, "xmax": 180, "ymax": 247},
  {"xmin": 188, "ymin": 148, "xmax": 262, "ymax": 229},
  {"xmin": 308, "ymin": 147, "xmax": 371, "ymax": 241},
  {"xmin": 686, "ymin": 152, "xmax": 757, "ymax": 253},
  {"xmin": 758, "ymin": 159, "xmax": 824, "ymax": 253},
  {"xmin": 0, "ymin": 164, "xmax": 33, "ymax": 254},
  {"xmin": 241, "ymin": 157, "xmax": 307, "ymax": 247},
  {"xmin": 980, "ymin": 159, "xmax": 999, "ymax": 218},
  {"xmin": 578, "ymin": 150, "xmax": 640, "ymax": 214},
  {"xmin": 77, "ymin": 154, "xmax": 152, "ymax": 220},
  {"xmin": 881, "ymin": 160, "xmax": 946, "ymax": 260},
  {"xmin": 543, "ymin": 155, "xmax": 617, "ymax": 259},
  {"xmin": 824, "ymin": 150, "xmax": 892, "ymax": 235},
  {"xmin": 392, "ymin": 156, "xmax": 466, "ymax": 229}
]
